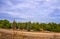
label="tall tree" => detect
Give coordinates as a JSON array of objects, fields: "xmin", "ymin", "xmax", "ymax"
[{"xmin": 12, "ymin": 20, "xmax": 17, "ymax": 29}]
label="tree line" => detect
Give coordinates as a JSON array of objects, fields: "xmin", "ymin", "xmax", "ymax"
[{"xmin": 0, "ymin": 19, "xmax": 60, "ymax": 32}]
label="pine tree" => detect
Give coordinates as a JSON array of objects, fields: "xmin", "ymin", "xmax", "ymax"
[{"xmin": 12, "ymin": 19, "xmax": 17, "ymax": 30}]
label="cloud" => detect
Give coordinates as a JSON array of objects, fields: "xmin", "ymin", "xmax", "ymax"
[{"xmin": 0, "ymin": 0, "xmax": 60, "ymax": 23}]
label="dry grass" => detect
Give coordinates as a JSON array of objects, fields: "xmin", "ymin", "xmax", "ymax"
[
  {"xmin": 0, "ymin": 29, "xmax": 60, "ymax": 39},
  {"xmin": 0, "ymin": 33, "xmax": 60, "ymax": 39}
]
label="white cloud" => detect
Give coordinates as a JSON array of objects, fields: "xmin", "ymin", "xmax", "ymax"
[{"xmin": 0, "ymin": 0, "xmax": 60, "ymax": 23}]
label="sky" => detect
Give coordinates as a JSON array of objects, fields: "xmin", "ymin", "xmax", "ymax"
[{"xmin": 0, "ymin": 0, "xmax": 60, "ymax": 23}]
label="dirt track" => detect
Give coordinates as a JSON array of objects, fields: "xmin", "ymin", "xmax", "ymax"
[{"xmin": 0, "ymin": 29, "xmax": 60, "ymax": 39}]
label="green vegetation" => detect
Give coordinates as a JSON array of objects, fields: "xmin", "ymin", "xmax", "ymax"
[
  {"xmin": 0, "ymin": 20, "xmax": 11, "ymax": 29},
  {"xmin": 0, "ymin": 19, "xmax": 60, "ymax": 32}
]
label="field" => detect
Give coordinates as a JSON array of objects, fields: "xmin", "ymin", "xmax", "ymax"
[{"xmin": 0, "ymin": 29, "xmax": 60, "ymax": 39}]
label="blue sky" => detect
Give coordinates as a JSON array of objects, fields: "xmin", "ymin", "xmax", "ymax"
[{"xmin": 0, "ymin": 0, "xmax": 60, "ymax": 23}]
